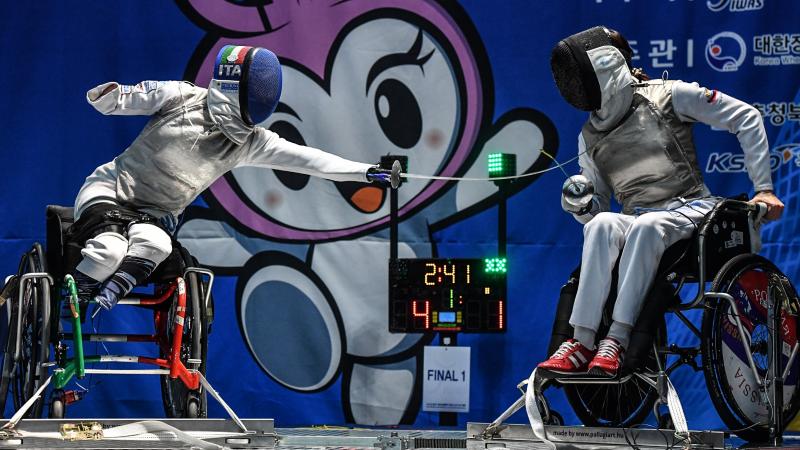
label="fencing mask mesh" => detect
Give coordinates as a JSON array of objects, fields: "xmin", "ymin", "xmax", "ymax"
[
  {"xmin": 550, "ymin": 26, "xmax": 614, "ymax": 111},
  {"xmin": 213, "ymin": 45, "xmax": 283, "ymax": 126}
]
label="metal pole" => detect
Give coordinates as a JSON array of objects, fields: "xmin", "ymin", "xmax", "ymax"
[
  {"xmin": 769, "ymin": 278, "xmax": 784, "ymax": 445},
  {"xmin": 381, "ymin": 155, "xmax": 406, "ymax": 261},
  {"xmin": 496, "ymin": 181, "xmax": 509, "ymax": 258},
  {"xmin": 439, "ymin": 333, "xmax": 458, "ymax": 427},
  {"xmin": 390, "ymin": 187, "xmax": 398, "ymax": 260}
]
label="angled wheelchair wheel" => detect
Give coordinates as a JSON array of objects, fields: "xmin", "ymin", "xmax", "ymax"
[
  {"xmin": 0, "ymin": 276, "xmax": 17, "ymax": 415},
  {"xmin": 161, "ymin": 256, "xmax": 209, "ymax": 418},
  {"xmin": 702, "ymin": 254, "xmax": 800, "ymax": 442},
  {"xmin": 2, "ymin": 246, "xmax": 51, "ymax": 418}
]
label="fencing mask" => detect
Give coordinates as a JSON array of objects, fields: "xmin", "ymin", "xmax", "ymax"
[
  {"xmin": 550, "ymin": 26, "xmax": 631, "ymax": 111},
  {"xmin": 213, "ymin": 45, "xmax": 282, "ymax": 126}
]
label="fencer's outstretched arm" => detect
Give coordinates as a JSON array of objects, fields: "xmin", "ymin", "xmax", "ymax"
[
  {"xmin": 86, "ymin": 80, "xmax": 193, "ymax": 116},
  {"xmin": 239, "ymin": 127, "xmax": 373, "ymax": 183},
  {"xmin": 565, "ymin": 134, "xmax": 612, "ymax": 224},
  {"xmin": 671, "ymin": 81, "xmax": 773, "ymax": 193}
]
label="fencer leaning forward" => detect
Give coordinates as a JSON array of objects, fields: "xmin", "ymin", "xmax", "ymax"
[{"xmin": 69, "ymin": 45, "xmax": 393, "ymax": 311}]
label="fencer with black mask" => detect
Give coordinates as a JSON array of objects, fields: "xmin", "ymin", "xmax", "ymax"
[
  {"xmin": 71, "ymin": 45, "xmax": 393, "ymax": 311},
  {"xmin": 539, "ymin": 27, "xmax": 784, "ymax": 376}
]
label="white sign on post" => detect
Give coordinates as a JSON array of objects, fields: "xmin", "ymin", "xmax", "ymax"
[{"xmin": 422, "ymin": 346, "xmax": 470, "ymax": 413}]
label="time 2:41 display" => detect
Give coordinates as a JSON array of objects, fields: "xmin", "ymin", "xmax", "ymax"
[{"xmin": 424, "ymin": 262, "xmax": 465, "ymax": 286}]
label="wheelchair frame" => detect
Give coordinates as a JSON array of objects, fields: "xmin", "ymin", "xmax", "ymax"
[
  {"xmin": 54, "ymin": 269, "xmax": 213, "ymax": 391},
  {"xmin": 483, "ymin": 199, "xmax": 800, "ymax": 444},
  {"xmin": 1, "ymin": 238, "xmax": 215, "ymax": 419}
]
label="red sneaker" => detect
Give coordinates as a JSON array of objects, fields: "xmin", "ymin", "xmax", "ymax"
[
  {"xmin": 588, "ymin": 338, "xmax": 624, "ymax": 377},
  {"xmin": 537, "ymin": 339, "xmax": 595, "ymax": 374}
]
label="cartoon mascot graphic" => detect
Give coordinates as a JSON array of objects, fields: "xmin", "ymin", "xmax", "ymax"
[{"xmin": 177, "ymin": 0, "xmax": 558, "ymax": 425}]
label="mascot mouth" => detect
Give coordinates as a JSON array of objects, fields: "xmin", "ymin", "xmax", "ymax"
[{"xmin": 336, "ymin": 181, "xmax": 386, "ymax": 213}]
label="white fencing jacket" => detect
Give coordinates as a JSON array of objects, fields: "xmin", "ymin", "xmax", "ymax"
[
  {"xmin": 572, "ymin": 79, "xmax": 772, "ymax": 224},
  {"xmin": 75, "ymin": 80, "xmax": 372, "ymax": 219}
]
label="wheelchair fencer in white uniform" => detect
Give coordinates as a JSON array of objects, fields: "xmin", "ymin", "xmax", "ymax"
[
  {"xmin": 539, "ymin": 26, "xmax": 783, "ymax": 377},
  {"xmin": 69, "ymin": 45, "xmax": 391, "ymax": 311},
  {"xmin": 491, "ymin": 27, "xmax": 798, "ymax": 444}
]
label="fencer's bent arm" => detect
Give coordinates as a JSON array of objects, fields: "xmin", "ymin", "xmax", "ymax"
[
  {"xmin": 240, "ymin": 128, "xmax": 373, "ymax": 183},
  {"xmin": 86, "ymin": 80, "xmax": 187, "ymax": 116},
  {"xmin": 671, "ymin": 81, "xmax": 773, "ymax": 192},
  {"xmin": 568, "ymin": 135, "xmax": 611, "ymax": 224}
]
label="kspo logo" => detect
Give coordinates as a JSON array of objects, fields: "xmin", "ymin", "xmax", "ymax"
[
  {"xmin": 707, "ymin": 0, "xmax": 764, "ymax": 12},
  {"xmin": 706, "ymin": 144, "xmax": 800, "ymax": 173},
  {"xmin": 706, "ymin": 31, "xmax": 747, "ymax": 72}
]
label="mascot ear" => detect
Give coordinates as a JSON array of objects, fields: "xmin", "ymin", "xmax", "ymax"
[{"xmin": 182, "ymin": 0, "xmax": 276, "ymax": 34}]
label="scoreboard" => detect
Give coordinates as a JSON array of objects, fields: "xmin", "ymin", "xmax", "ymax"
[{"xmin": 389, "ymin": 258, "xmax": 507, "ymax": 333}]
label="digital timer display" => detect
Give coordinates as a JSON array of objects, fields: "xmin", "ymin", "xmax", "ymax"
[{"xmin": 389, "ymin": 258, "xmax": 507, "ymax": 333}]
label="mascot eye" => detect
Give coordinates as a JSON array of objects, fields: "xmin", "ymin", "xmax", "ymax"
[
  {"xmin": 374, "ymin": 78, "xmax": 422, "ymax": 149},
  {"xmin": 269, "ymin": 120, "xmax": 310, "ymax": 190}
]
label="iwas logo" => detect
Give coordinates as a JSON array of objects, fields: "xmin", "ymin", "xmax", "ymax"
[
  {"xmin": 706, "ymin": 144, "xmax": 800, "ymax": 173},
  {"xmin": 707, "ymin": 0, "xmax": 764, "ymax": 12}
]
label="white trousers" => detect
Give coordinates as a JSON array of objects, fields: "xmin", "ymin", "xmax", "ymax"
[
  {"xmin": 75, "ymin": 223, "xmax": 172, "ymax": 282},
  {"xmin": 569, "ymin": 198, "xmax": 718, "ymax": 332}
]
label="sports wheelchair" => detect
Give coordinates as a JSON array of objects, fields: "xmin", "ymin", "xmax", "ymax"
[
  {"xmin": 535, "ymin": 198, "xmax": 800, "ymax": 442},
  {"xmin": 0, "ymin": 205, "xmax": 214, "ymax": 419}
]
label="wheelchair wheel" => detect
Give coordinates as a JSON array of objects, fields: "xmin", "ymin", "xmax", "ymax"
[
  {"xmin": 48, "ymin": 390, "xmax": 64, "ymax": 419},
  {"xmin": 0, "ymin": 246, "xmax": 51, "ymax": 418},
  {"xmin": 0, "ymin": 276, "xmax": 16, "ymax": 415},
  {"xmin": 564, "ymin": 322, "xmax": 666, "ymax": 427},
  {"xmin": 161, "ymin": 263, "xmax": 209, "ymax": 418},
  {"xmin": 701, "ymin": 254, "xmax": 800, "ymax": 442}
]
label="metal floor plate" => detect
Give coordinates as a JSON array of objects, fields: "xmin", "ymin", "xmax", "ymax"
[
  {"xmin": 276, "ymin": 427, "xmax": 467, "ymax": 449},
  {"xmin": 2, "ymin": 418, "xmax": 276, "ymax": 449},
  {"xmin": 4, "ymin": 419, "xmax": 800, "ymax": 449},
  {"xmin": 466, "ymin": 422, "xmax": 726, "ymax": 450}
]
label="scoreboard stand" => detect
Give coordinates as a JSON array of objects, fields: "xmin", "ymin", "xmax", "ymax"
[
  {"xmin": 382, "ymin": 154, "xmax": 515, "ymax": 427},
  {"xmin": 438, "ymin": 332, "xmax": 458, "ymax": 427}
]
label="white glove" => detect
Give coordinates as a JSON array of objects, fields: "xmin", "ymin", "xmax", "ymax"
[{"xmin": 561, "ymin": 175, "xmax": 594, "ymax": 215}]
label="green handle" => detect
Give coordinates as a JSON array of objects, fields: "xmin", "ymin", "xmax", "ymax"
[{"xmin": 64, "ymin": 275, "xmax": 85, "ymax": 378}]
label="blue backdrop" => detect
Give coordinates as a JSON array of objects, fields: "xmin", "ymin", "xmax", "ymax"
[{"xmin": 1, "ymin": 0, "xmax": 799, "ymax": 430}]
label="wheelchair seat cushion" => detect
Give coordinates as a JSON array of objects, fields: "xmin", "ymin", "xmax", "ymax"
[{"xmin": 46, "ymin": 205, "xmax": 193, "ymax": 285}]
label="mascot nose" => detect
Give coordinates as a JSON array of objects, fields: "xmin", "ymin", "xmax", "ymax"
[{"xmin": 350, "ymin": 185, "xmax": 385, "ymax": 213}]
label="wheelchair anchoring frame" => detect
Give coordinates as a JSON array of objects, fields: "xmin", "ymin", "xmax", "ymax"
[
  {"xmin": 53, "ymin": 266, "xmax": 215, "ymax": 393},
  {"xmin": 3, "ymin": 257, "xmax": 256, "ymax": 437},
  {"xmin": 481, "ymin": 286, "xmax": 796, "ymax": 444},
  {"xmin": 481, "ymin": 200, "xmax": 795, "ymax": 445}
]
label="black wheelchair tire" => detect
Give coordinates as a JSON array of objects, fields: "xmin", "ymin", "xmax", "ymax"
[
  {"xmin": 0, "ymin": 282, "xmax": 17, "ymax": 417},
  {"xmin": 701, "ymin": 253, "xmax": 800, "ymax": 442},
  {"xmin": 48, "ymin": 389, "xmax": 64, "ymax": 419},
  {"xmin": 657, "ymin": 412, "xmax": 674, "ymax": 430},
  {"xmin": 564, "ymin": 320, "xmax": 667, "ymax": 428},
  {"xmin": 547, "ymin": 410, "xmax": 564, "ymax": 426},
  {"xmin": 4, "ymin": 246, "xmax": 51, "ymax": 418},
  {"xmin": 186, "ymin": 396, "xmax": 200, "ymax": 419},
  {"xmin": 160, "ymin": 255, "xmax": 209, "ymax": 418}
]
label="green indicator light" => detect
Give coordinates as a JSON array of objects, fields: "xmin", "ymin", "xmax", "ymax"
[
  {"xmin": 487, "ymin": 153, "xmax": 517, "ymax": 178},
  {"xmin": 484, "ymin": 257, "xmax": 508, "ymax": 274},
  {"xmin": 450, "ymin": 289, "xmax": 454, "ymax": 308}
]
